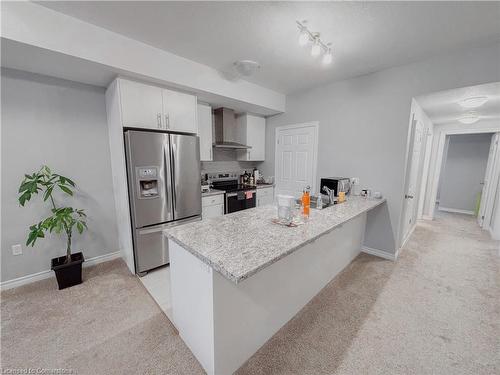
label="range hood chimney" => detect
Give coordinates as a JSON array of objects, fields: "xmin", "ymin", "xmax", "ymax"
[{"xmin": 213, "ymin": 108, "xmax": 251, "ymax": 149}]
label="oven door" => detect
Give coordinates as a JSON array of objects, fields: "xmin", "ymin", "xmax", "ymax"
[{"xmin": 225, "ymin": 190, "xmax": 256, "ymax": 214}]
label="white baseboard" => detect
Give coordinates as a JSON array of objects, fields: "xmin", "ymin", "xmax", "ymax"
[
  {"xmin": 438, "ymin": 207, "xmax": 475, "ymax": 215},
  {"xmin": 361, "ymin": 246, "xmax": 397, "ymax": 261},
  {"xmin": 422, "ymin": 215, "xmax": 434, "ymax": 221},
  {"xmin": 0, "ymin": 250, "xmax": 121, "ymax": 291}
]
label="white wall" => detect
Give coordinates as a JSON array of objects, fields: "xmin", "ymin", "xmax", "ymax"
[
  {"xmin": 261, "ymin": 42, "xmax": 500, "ymax": 255},
  {"xmin": 438, "ymin": 133, "xmax": 492, "ymax": 213},
  {"xmin": 1, "ymin": 68, "xmax": 119, "ymax": 282}
]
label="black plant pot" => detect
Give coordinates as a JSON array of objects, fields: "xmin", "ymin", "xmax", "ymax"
[{"xmin": 51, "ymin": 252, "xmax": 84, "ymax": 290}]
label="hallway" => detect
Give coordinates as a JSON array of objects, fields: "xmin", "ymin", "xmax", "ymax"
[
  {"xmin": 237, "ymin": 211, "xmax": 499, "ymax": 374},
  {"xmin": 1, "ymin": 213, "xmax": 498, "ymax": 374}
]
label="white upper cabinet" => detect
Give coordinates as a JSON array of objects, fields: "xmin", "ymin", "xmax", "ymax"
[
  {"xmin": 236, "ymin": 114, "xmax": 266, "ymax": 161},
  {"xmin": 119, "ymin": 79, "xmax": 163, "ymax": 129},
  {"xmin": 115, "ymin": 78, "xmax": 197, "ymax": 133},
  {"xmin": 197, "ymin": 104, "xmax": 213, "ymax": 161},
  {"xmin": 162, "ymin": 89, "xmax": 198, "ymax": 133}
]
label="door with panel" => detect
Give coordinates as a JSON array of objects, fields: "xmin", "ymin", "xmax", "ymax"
[
  {"xmin": 275, "ymin": 123, "xmax": 318, "ymax": 198},
  {"xmin": 479, "ymin": 133, "xmax": 500, "ymax": 228},
  {"xmin": 119, "ymin": 79, "xmax": 164, "ymax": 129},
  {"xmin": 401, "ymin": 119, "xmax": 424, "ymax": 244}
]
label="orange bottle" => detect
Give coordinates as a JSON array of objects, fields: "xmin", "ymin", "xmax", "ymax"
[{"xmin": 302, "ymin": 186, "xmax": 310, "ymax": 217}]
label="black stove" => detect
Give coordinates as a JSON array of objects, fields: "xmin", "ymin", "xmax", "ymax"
[
  {"xmin": 207, "ymin": 172, "xmax": 257, "ymax": 214},
  {"xmin": 211, "ymin": 181, "xmax": 253, "ymax": 193}
]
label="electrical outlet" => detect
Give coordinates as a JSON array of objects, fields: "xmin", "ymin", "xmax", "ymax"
[{"xmin": 12, "ymin": 244, "xmax": 22, "ymax": 256}]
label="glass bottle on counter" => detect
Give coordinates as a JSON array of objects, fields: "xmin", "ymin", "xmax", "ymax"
[{"xmin": 301, "ymin": 186, "xmax": 311, "ymax": 219}]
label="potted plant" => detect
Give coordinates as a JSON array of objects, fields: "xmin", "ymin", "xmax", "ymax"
[{"xmin": 18, "ymin": 165, "xmax": 88, "ymax": 289}]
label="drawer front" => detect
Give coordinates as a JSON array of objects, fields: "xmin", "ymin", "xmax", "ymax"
[
  {"xmin": 258, "ymin": 187, "xmax": 274, "ymax": 197},
  {"xmin": 202, "ymin": 204, "xmax": 224, "ymax": 219},
  {"xmin": 202, "ymin": 194, "xmax": 224, "ymax": 207}
]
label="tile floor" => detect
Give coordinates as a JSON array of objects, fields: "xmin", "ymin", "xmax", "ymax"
[{"xmin": 138, "ymin": 265, "xmax": 173, "ymax": 320}]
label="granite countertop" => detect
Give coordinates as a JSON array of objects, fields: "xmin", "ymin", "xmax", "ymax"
[
  {"xmin": 165, "ymin": 196, "xmax": 386, "ymax": 284},
  {"xmin": 201, "ymin": 189, "xmax": 225, "ymax": 197}
]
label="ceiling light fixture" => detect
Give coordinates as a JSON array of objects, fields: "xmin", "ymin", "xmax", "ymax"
[
  {"xmin": 322, "ymin": 48, "xmax": 333, "ymax": 65},
  {"xmin": 296, "ymin": 20, "xmax": 333, "ymax": 65},
  {"xmin": 458, "ymin": 96, "xmax": 488, "ymax": 109},
  {"xmin": 458, "ymin": 111, "xmax": 480, "ymax": 124},
  {"xmin": 298, "ymin": 24, "xmax": 309, "ymax": 46},
  {"xmin": 311, "ymin": 36, "xmax": 321, "ymax": 57}
]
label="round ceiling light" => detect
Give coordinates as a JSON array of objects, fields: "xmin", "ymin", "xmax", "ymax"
[
  {"xmin": 459, "ymin": 96, "xmax": 488, "ymax": 109},
  {"xmin": 233, "ymin": 60, "xmax": 260, "ymax": 77},
  {"xmin": 458, "ymin": 111, "xmax": 480, "ymax": 124}
]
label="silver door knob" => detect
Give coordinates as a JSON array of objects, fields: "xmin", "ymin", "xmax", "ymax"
[{"xmin": 405, "ymin": 194, "xmax": 414, "ymax": 199}]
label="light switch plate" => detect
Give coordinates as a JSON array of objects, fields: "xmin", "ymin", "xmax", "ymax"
[{"xmin": 12, "ymin": 244, "xmax": 22, "ymax": 256}]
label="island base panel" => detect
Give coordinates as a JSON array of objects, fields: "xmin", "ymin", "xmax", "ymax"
[{"xmin": 169, "ymin": 212, "xmax": 367, "ymax": 375}]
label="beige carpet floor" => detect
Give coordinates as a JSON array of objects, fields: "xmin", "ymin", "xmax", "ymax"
[{"xmin": 2, "ymin": 212, "xmax": 499, "ymax": 374}]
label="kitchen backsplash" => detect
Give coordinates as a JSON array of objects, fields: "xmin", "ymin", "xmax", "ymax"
[
  {"xmin": 201, "ymin": 160, "xmax": 260, "ymax": 175},
  {"xmin": 200, "ymin": 147, "xmax": 262, "ymax": 175}
]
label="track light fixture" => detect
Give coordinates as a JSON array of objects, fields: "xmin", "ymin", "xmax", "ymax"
[{"xmin": 296, "ymin": 20, "xmax": 333, "ymax": 65}]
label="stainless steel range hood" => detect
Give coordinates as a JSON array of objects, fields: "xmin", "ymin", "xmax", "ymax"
[{"xmin": 213, "ymin": 108, "xmax": 251, "ymax": 149}]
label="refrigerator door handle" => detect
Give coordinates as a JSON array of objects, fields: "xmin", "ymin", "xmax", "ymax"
[
  {"xmin": 163, "ymin": 138, "xmax": 174, "ymax": 216},
  {"xmin": 170, "ymin": 142, "xmax": 177, "ymax": 213}
]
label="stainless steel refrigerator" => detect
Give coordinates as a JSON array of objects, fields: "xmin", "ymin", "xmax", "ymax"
[{"xmin": 124, "ymin": 130, "xmax": 201, "ymax": 275}]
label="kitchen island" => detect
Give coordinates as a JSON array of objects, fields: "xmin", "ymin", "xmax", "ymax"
[{"xmin": 164, "ymin": 196, "xmax": 386, "ymax": 375}]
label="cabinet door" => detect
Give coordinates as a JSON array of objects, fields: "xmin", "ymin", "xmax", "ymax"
[
  {"xmin": 202, "ymin": 204, "xmax": 224, "ymax": 219},
  {"xmin": 247, "ymin": 115, "xmax": 266, "ymax": 161},
  {"xmin": 197, "ymin": 104, "xmax": 213, "ymax": 161},
  {"xmin": 163, "ymin": 89, "xmax": 197, "ymax": 133},
  {"xmin": 119, "ymin": 79, "xmax": 163, "ymax": 129},
  {"xmin": 237, "ymin": 114, "xmax": 266, "ymax": 161},
  {"xmin": 257, "ymin": 187, "xmax": 274, "ymax": 207}
]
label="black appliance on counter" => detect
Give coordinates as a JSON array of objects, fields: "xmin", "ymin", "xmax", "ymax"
[
  {"xmin": 320, "ymin": 177, "xmax": 351, "ymax": 197},
  {"xmin": 208, "ymin": 172, "xmax": 256, "ymax": 214}
]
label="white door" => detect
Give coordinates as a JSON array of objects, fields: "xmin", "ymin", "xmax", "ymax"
[
  {"xmin": 197, "ymin": 104, "xmax": 213, "ymax": 161},
  {"xmin": 275, "ymin": 123, "xmax": 318, "ymax": 198},
  {"xmin": 401, "ymin": 119, "xmax": 424, "ymax": 244},
  {"xmin": 479, "ymin": 133, "xmax": 500, "ymax": 227},
  {"xmin": 119, "ymin": 79, "xmax": 163, "ymax": 129},
  {"xmin": 162, "ymin": 89, "xmax": 197, "ymax": 133}
]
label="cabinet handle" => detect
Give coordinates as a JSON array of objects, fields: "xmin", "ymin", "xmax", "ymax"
[
  {"xmin": 248, "ymin": 150, "xmax": 251, "ymax": 160},
  {"xmin": 210, "ymin": 148, "xmax": 212, "ymax": 160},
  {"xmin": 157, "ymin": 113, "xmax": 162, "ymax": 128},
  {"xmin": 221, "ymin": 205, "xmax": 224, "ymax": 215}
]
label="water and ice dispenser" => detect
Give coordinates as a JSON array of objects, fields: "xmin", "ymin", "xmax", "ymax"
[{"xmin": 136, "ymin": 166, "xmax": 160, "ymax": 199}]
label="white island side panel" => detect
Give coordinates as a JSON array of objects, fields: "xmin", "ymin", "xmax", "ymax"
[{"xmin": 169, "ymin": 240, "xmax": 215, "ymax": 374}]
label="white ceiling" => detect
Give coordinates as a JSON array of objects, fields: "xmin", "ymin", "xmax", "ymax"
[
  {"xmin": 38, "ymin": 1, "xmax": 500, "ymax": 94},
  {"xmin": 416, "ymin": 82, "xmax": 500, "ymax": 125}
]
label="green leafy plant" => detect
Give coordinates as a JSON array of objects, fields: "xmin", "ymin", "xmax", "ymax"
[{"xmin": 18, "ymin": 165, "xmax": 87, "ymax": 263}]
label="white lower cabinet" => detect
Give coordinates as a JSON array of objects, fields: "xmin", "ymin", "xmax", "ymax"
[
  {"xmin": 202, "ymin": 194, "xmax": 224, "ymax": 219},
  {"xmin": 257, "ymin": 186, "xmax": 274, "ymax": 207}
]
